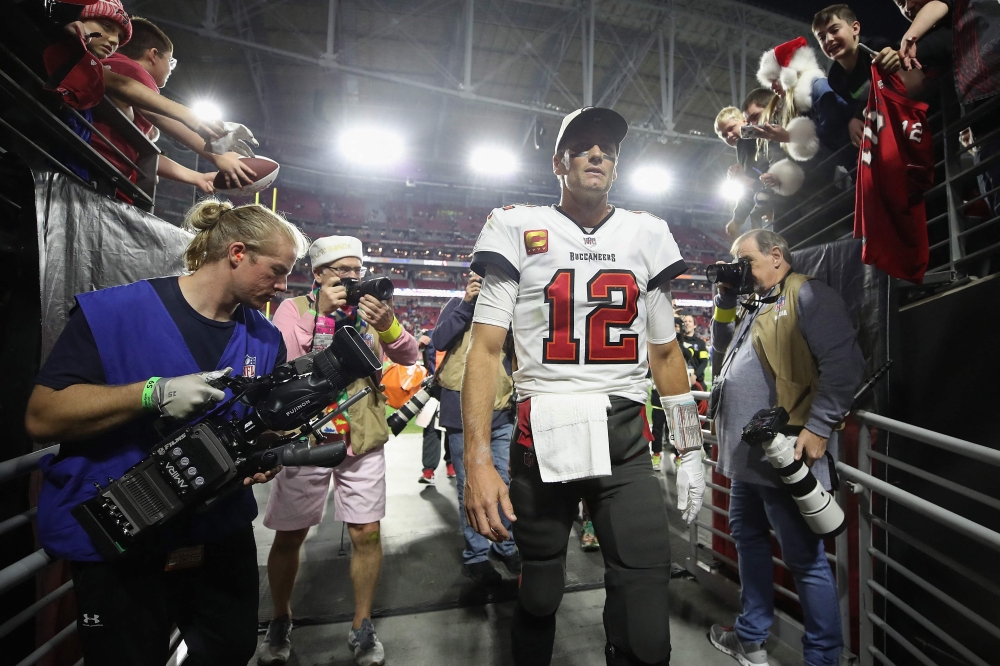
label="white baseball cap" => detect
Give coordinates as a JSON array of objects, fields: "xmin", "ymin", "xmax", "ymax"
[
  {"xmin": 554, "ymin": 107, "xmax": 629, "ymax": 155},
  {"xmin": 308, "ymin": 236, "xmax": 363, "ymax": 270}
]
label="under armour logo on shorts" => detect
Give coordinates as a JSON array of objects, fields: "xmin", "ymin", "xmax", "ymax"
[{"xmin": 82, "ymin": 614, "xmax": 103, "ymax": 626}]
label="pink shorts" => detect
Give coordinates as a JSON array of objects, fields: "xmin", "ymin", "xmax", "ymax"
[{"xmin": 262, "ymin": 445, "xmax": 386, "ymax": 530}]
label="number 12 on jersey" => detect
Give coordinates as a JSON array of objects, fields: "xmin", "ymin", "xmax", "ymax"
[{"xmin": 542, "ymin": 269, "xmax": 640, "ymax": 364}]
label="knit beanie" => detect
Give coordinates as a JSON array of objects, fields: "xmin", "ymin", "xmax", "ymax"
[{"xmin": 80, "ymin": 0, "xmax": 132, "ymax": 46}]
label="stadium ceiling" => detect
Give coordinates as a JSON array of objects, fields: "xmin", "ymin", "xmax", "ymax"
[{"xmin": 129, "ymin": 0, "xmax": 810, "ymax": 203}]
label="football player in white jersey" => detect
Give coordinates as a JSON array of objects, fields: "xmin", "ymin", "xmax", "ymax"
[{"xmin": 461, "ymin": 107, "xmax": 706, "ymax": 666}]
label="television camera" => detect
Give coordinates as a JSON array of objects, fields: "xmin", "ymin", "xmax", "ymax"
[{"xmin": 72, "ymin": 326, "xmax": 381, "ymax": 560}]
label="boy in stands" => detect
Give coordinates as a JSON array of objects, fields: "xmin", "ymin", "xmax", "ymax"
[
  {"xmin": 812, "ymin": 5, "xmax": 901, "ymax": 147},
  {"xmin": 109, "ymin": 17, "xmax": 257, "ymax": 191},
  {"xmin": 47, "ymin": 1, "xmax": 224, "ymax": 149},
  {"xmin": 715, "ymin": 88, "xmax": 775, "ymax": 238}
]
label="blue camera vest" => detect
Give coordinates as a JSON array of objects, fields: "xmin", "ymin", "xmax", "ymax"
[{"xmin": 36, "ymin": 280, "xmax": 281, "ymax": 561}]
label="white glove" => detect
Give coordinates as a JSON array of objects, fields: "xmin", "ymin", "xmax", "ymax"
[
  {"xmin": 152, "ymin": 368, "xmax": 231, "ymax": 420},
  {"xmin": 662, "ymin": 392, "xmax": 706, "ymax": 524},
  {"xmin": 207, "ymin": 123, "xmax": 258, "ymax": 158},
  {"xmin": 676, "ymin": 448, "xmax": 706, "ymax": 524}
]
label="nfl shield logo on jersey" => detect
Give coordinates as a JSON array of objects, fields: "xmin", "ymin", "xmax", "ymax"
[
  {"xmin": 584, "ymin": 236, "xmax": 597, "ymax": 247},
  {"xmin": 243, "ymin": 355, "xmax": 257, "ymax": 377},
  {"xmin": 524, "ymin": 230, "xmax": 548, "ymax": 255}
]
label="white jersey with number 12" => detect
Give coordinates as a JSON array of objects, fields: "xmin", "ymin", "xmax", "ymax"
[{"xmin": 470, "ymin": 204, "xmax": 687, "ymax": 403}]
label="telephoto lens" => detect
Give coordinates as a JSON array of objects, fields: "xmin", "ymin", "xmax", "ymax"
[
  {"xmin": 742, "ymin": 407, "xmax": 846, "ymax": 537},
  {"xmin": 342, "ymin": 277, "xmax": 394, "ymax": 305},
  {"xmin": 387, "ymin": 380, "xmax": 434, "ymax": 436}
]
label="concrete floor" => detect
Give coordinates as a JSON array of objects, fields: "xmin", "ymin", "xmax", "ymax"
[{"xmin": 247, "ymin": 433, "xmax": 803, "ymax": 666}]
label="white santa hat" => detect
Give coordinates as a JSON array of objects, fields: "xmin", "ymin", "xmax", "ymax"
[
  {"xmin": 308, "ymin": 235, "xmax": 363, "ymax": 270},
  {"xmin": 757, "ymin": 36, "xmax": 826, "ymax": 113}
]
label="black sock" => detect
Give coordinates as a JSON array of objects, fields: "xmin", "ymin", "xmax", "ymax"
[{"xmin": 511, "ymin": 602, "xmax": 557, "ymax": 666}]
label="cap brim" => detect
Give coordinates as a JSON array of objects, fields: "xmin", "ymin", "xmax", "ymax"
[{"xmin": 555, "ymin": 107, "xmax": 629, "ymax": 153}]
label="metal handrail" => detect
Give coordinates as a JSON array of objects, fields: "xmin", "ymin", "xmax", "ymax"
[
  {"xmin": 869, "ymin": 580, "xmax": 989, "ymax": 666},
  {"xmin": 0, "ymin": 549, "xmax": 53, "ymax": 596},
  {"xmin": 0, "ymin": 580, "xmax": 74, "ymax": 640},
  {"xmin": 13, "ymin": 622, "xmax": 77, "ymax": 666},
  {"xmin": 866, "ymin": 449, "xmax": 1000, "ymax": 511},
  {"xmin": 0, "ymin": 507, "xmax": 37, "ymax": 537},
  {"xmin": 868, "ymin": 547, "xmax": 1000, "ymax": 641},
  {"xmin": 0, "ymin": 445, "xmax": 58, "ymax": 484},
  {"xmin": 836, "ymin": 463, "xmax": 1000, "ymax": 552},
  {"xmin": 871, "ymin": 516, "xmax": 1000, "ymax": 599},
  {"xmin": 854, "ymin": 410, "xmax": 1000, "ymax": 466}
]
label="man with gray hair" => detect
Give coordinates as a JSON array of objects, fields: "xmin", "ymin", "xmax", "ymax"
[{"xmin": 707, "ymin": 228, "xmax": 864, "ymax": 666}]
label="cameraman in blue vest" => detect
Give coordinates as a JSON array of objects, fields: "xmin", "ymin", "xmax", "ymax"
[{"xmin": 24, "ymin": 199, "xmax": 309, "ymax": 666}]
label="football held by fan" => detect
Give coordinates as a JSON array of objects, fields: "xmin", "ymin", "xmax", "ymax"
[{"xmin": 461, "ymin": 107, "xmax": 705, "ymax": 666}]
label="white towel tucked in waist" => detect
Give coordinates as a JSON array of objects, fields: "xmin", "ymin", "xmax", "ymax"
[{"xmin": 529, "ymin": 394, "xmax": 612, "ymax": 483}]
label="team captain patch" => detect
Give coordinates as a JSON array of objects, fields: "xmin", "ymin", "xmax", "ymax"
[{"xmin": 524, "ymin": 229, "xmax": 548, "ymax": 255}]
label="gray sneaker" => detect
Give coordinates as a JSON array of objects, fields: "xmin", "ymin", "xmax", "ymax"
[
  {"xmin": 257, "ymin": 614, "xmax": 293, "ymax": 665},
  {"xmin": 348, "ymin": 618, "xmax": 386, "ymax": 666},
  {"xmin": 709, "ymin": 624, "xmax": 769, "ymax": 666}
]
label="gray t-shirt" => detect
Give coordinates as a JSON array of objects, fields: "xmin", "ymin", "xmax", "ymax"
[{"xmin": 710, "ymin": 277, "xmax": 865, "ymax": 489}]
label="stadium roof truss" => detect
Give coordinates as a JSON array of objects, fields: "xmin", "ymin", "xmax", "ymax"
[{"xmin": 134, "ymin": 0, "xmax": 810, "ymax": 187}]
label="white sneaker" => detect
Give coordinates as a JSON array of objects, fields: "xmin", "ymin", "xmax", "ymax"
[{"xmin": 348, "ymin": 618, "xmax": 385, "ymax": 666}]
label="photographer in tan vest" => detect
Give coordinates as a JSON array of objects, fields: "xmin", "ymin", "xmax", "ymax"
[
  {"xmin": 258, "ymin": 236, "xmax": 418, "ymax": 666},
  {"xmin": 707, "ymin": 229, "xmax": 864, "ymax": 666},
  {"xmin": 431, "ymin": 273, "xmax": 518, "ymax": 585}
]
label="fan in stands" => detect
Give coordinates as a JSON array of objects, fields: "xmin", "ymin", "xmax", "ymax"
[{"xmin": 213, "ymin": 157, "xmax": 280, "ymax": 196}]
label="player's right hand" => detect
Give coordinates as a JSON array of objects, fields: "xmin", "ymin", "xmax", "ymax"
[
  {"xmin": 463, "ymin": 273, "xmax": 482, "ymax": 303},
  {"xmin": 464, "ymin": 459, "xmax": 516, "ymax": 542},
  {"xmin": 152, "ymin": 368, "xmax": 230, "ymax": 420}
]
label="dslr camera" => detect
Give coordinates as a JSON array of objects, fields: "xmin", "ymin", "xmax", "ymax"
[
  {"xmin": 341, "ymin": 277, "xmax": 394, "ymax": 305},
  {"xmin": 72, "ymin": 326, "xmax": 381, "ymax": 560},
  {"xmin": 705, "ymin": 257, "xmax": 754, "ymax": 295},
  {"xmin": 742, "ymin": 407, "xmax": 846, "ymax": 537}
]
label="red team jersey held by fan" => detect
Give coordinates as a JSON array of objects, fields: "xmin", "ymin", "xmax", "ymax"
[{"xmin": 854, "ymin": 65, "xmax": 935, "ymax": 283}]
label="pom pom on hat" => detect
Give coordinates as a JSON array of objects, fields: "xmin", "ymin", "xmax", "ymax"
[
  {"xmin": 757, "ymin": 36, "xmax": 820, "ymax": 94},
  {"xmin": 80, "ymin": 0, "xmax": 132, "ymax": 45}
]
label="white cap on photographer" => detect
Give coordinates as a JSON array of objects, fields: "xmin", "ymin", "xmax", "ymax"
[{"xmin": 309, "ymin": 236, "xmax": 363, "ymax": 270}]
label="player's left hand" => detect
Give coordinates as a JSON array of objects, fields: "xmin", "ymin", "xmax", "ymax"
[
  {"xmin": 676, "ymin": 448, "xmax": 705, "ymax": 524},
  {"xmin": 794, "ymin": 429, "xmax": 828, "ymax": 467},
  {"xmin": 244, "ymin": 466, "xmax": 282, "ymax": 486},
  {"xmin": 755, "ymin": 123, "xmax": 790, "ymax": 144},
  {"xmin": 358, "ymin": 294, "xmax": 394, "ymax": 332}
]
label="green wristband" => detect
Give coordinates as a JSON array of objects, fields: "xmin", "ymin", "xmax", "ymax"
[{"xmin": 142, "ymin": 377, "xmax": 161, "ymax": 411}]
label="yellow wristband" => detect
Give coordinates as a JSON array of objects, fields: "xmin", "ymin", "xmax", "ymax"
[
  {"xmin": 713, "ymin": 306, "xmax": 737, "ymax": 324},
  {"xmin": 377, "ymin": 317, "xmax": 403, "ymax": 343}
]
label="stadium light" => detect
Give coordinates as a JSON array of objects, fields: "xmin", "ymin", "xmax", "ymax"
[
  {"xmin": 633, "ymin": 166, "xmax": 670, "ymax": 194},
  {"xmin": 470, "ymin": 146, "xmax": 518, "ymax": 174},
  {"xmin": 192, "ymin": 101, "xmax": 222, "ymax": 122},
  {"xmin": 719, "ymin": 179, "xmax": 746, "ymax": 200},
  {"xmin": 339, "ymin": 127, "xmax": 405, "ymax": 166}
]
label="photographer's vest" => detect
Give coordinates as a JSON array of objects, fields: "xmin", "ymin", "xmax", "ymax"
[
  {"xmin": 36, "ymin": 280, "xmax": 280, "ymax": 561},
  {"xmin": 436, "ymin": 325, "xmax": 514, "ymax": 411},
  {"xmin": 288, "ymin": 295, "xmax": 390, "ymax": 456},
  {"xmin": 749, "ymin": 272, "xmax": 820, "ymax": 428}
]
